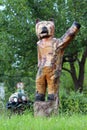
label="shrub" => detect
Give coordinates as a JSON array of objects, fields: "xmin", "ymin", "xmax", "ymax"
[{"xmin": 59, "ymin": 91, "xmax": 87, "ymax": 114}]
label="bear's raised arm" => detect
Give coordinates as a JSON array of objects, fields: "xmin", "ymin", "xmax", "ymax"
[{"xmin": 57, "ymin": 22, "xmax": 81, "ymax": 49}]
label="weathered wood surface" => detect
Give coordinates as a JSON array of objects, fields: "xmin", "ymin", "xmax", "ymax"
[{"xmin": 34, "ymin": 97, "xmax": 59, "ymax": 117}]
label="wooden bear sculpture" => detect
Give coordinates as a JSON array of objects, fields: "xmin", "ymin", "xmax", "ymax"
[{"xmin": 34, "ymin": 19, "xmax": 81, "ymax": 117}]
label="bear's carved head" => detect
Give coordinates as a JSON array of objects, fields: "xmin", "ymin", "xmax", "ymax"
[{"xmin": 35, "ymin": 19, "xmax": 55, "ymax": 39}]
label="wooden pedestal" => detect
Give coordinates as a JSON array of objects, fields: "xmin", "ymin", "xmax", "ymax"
[{"xmin": 34, "ymin": 97, "xmax": 59, "ymax": 117}]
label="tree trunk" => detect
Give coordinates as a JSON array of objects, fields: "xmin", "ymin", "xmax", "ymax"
[
  {"xmin": 63, "ymin": 47, "xmax": 87, "ymax": 92},
  {"xmin": 69, "ymin": 61, "xmax": 83, "ymax": 92}
]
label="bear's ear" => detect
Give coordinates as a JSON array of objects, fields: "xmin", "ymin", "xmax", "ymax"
[
  {"xmin": 49, "ymin": 18, "xmax": 54, "ymax": 22},
  {"xmin": 36, "ymin": 19, "xmax": 40, "ymax": 24}
]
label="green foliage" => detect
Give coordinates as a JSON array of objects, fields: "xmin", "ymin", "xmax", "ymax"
[{"xmin": 59, "ymin": 91, "xmax": 87, "ymax": 114}]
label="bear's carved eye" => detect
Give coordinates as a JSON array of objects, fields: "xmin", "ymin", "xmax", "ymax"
[{"xmin": 48, "ymin": 52, "xmax": 53, "ymax": 55}]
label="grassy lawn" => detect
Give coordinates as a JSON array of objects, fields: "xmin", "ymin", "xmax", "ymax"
[{"xmin": 0, "ymin": 113, "xmax": 87, "ymax": 130}]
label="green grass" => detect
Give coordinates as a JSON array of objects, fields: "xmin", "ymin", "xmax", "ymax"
[{"xmin": 0, "ymin": 113, "xmax": 87, "ymax": 130}]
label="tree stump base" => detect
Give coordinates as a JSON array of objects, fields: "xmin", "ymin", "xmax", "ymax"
[{"xmin": 34, "ymin": 97, "xmax": 59, "ymax": 117}]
